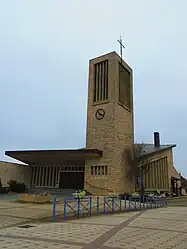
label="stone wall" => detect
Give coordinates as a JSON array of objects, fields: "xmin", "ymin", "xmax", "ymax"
[{"xmin": 0, "ymin": 161, "xmax": 31, "ymax": 187}]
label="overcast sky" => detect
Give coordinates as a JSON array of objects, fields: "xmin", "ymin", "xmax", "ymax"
[{"xmin": 0, "ymin": 1, "xmax": 186, "ymax": 176}]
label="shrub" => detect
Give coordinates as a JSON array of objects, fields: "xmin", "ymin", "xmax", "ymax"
[
  {"xmin": 8, "ymin": 180, "xmax": 26, "ymax": 193},
  {"xmin": 0, "ymin": 178, "xmax": 2, "ymax": 189},
  {"xmin": 0, "ymin": 187, "xmax": 9, "ymax": 194},
  {"xmin": 119, "ymin": 192, "xmax": 131, "ymax": 200}
]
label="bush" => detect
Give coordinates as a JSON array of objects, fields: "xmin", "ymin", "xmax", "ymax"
[
  {"xmin": 119, "ymin": 192, "xmax": 131, "ymax": 200},
  {"xmin": 0, "ymin": 187, "xmax": 9, "ymax": 194},
  {"xmin": 0, "ymin": 178, "xmax": 2, "ymax": 189},
  {"xmin": 8, "ymin": 180, "xmax": 26, "ymax": 193}
]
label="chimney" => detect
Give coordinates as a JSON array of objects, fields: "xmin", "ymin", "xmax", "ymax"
[{"xmin": 154, "ymin": 132, "xmax": 160, "ymax": 147}]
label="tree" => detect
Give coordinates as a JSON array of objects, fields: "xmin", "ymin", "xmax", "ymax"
[{"xmin": 124, "ymin": 143, "xmax": 147, "ymax": 195}]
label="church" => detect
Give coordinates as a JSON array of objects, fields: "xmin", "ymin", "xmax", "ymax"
[{"xmin": 1, "ymin": 51, "xmax": 181, "ymax": 195}]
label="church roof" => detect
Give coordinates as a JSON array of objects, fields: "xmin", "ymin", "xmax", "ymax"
[
  {"xmin": 5, "ymin": 149, "xmax": 102, "ymax": 165},
  {"xmin": 5, "ymin": 143, "xmax": 176, "ymax": 165},
  {"xmin": 136, "ymin": 143, "xmax": 176, "ymax": 158}
]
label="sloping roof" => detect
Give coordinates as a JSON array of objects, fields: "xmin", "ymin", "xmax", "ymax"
[
  {"xmin": 136, "ymin": 143, "xmax": 176, "ymax": 158},
  {"xmin": 5, "ymin": 149, "xmax": 103, "ymax": 165}
]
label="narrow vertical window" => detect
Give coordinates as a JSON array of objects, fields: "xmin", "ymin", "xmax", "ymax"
[
  {"xmin": 98, "ymin": 166, "xmax": 101, "ymax": 175},
  {"xmin": 102, "ymin": 166, "xmax": 105, "ymax": 175},
  {"xmin": 93, "ymin": 60, "xmax": 108, "ymax": 103},
  {"xmin": 105, "ymin": 166, "xmax": 108, "ymax": 175},
  {"xmin": 119, "ymin": 63, "xmax": 131, "ymax": 110},
  {"xmin": 94, "ymin": 166, "xmax": 98, "ymax": 175}
]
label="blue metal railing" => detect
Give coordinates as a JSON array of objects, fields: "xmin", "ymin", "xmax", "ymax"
[{"xmin": 52, "ymin": 196, "xmax": 167, "ymax": 221}]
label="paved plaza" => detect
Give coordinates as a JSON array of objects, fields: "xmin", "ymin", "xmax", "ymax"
[{"xmin": 0, "ymin": 201, "xmax": 187, "ymax": 249}]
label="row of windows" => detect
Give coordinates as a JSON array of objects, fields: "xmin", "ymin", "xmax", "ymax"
[
  {"xmin": 61, "ymin": 166, "xmax": 85, "ymax": 172},
  {"xmin": 91, "ymin": 166, "xmax": 108, "ymax": 176},
  {"xmin": 32, "ymin": 165, "xmax": 85, "ymax": 172}
]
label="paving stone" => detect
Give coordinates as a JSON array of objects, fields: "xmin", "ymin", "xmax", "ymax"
[
  {"xmin": 129, "ymin": 217, "xmax": 187, "ymax": 232},
  {"xmin": 0, "ymin": 222, "xmax": 111, "ymax": 243},
  {"xmin": 112, "ymin": 211, "xmax": 141, "ymax": 217},
  {"xmin": 70, "ymin": 215, "xmax": 127, "ymax": 225},
  {"xmin": 104, "ymin": 227, "xmax": 187, "ymax": 249},
  {"xmin": 141, "ymin": 207, "xmax": 187, "ymax": 221},
  {"xmin": 1, "ymin": 202, "xmax": 187, "ymax": 248},
  {"xmin": 0, "ymin": 216, "xmax": 28, "ymax": 228},
  {"xmin": 0, "ymin": 237, "xmax": 82, "ymax": 249}
]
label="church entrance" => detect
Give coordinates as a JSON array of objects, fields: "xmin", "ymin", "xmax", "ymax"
[{"xmin": 59, "ymin": 166, "xmax": 85, "ymax": 190}]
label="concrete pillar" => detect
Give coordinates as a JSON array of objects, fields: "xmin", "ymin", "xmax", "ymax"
[
  {"xmin": 31, "ymin": 167, "xmax": 35, "ymax": 186},
  {"xmin": 161, "ymin": 159, "xmax": 164, "ymax": 189},
  {"xmin": 45, "ymin": 166, "xmax": 48, "ymax": 186},
  {"xmin": 41, "ymin": 166, "xmax": 45, "ymax": 187},
  {"xmin": 153, "ymin": 161, "xmax": 156, "ymax": 189},
  {"xmin": 57, "ymin": 166, "xmax": 60, "ymax": 187},
  {"xmin": 35, "ymin": 167, "xmax": 39, "ymax": 187},
  {"xmin": 142, "ymin": 164, "xmax": 146, "ymax": 189},
  {"xmin": 48, "ymin": 167, "xmax": 51, "ymax": 186},
  {"xmin": 39, "ymin": 167, "xmax": 41, "ymax": 186},
  {"xmin": 155, "ymin": 161, "xmax": 158, "ymax": 189},
  {"xmin": 150, "ymin": 162, "xmax": 153, "ymax": 189},
  {"xmin": 52, "ymin": 166, "xmax": 55, "ymax": 187},
  {"xmin": 158, "ymin": 160, "xmax": 161, "ymax": 189}
]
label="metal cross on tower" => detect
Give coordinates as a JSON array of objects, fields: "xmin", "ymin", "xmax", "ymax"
[{"xmin": 117, "ymin": 36, "xmax": 125, "ymax": 64}]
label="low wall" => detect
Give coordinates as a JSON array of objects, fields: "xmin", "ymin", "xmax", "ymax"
[
  {"xmin": 18, "ymin": 194, "xmax": 52, "ymax": 203},
  {"xmin": 0, "ymin": 161, "xmax": 31, "ymax": 187}
]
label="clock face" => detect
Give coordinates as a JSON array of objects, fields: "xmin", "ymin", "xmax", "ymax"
[{"xmin": 95, "ymin": 108, "xmax": 105, "ymax": 120}]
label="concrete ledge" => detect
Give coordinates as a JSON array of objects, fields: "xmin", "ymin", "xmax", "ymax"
[{"xmin": 18, "ymin": 194, "xmax": 52, "ymax": 204}]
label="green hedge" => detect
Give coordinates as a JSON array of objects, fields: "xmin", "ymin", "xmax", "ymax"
[{"xmin": 8, "ymin": 180, "xmax": 26, "ymax": 193}]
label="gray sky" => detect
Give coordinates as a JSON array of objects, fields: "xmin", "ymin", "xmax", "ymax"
[{"xmin": 0, "ymin": 1, "xmax": 186, "ymax": 175}]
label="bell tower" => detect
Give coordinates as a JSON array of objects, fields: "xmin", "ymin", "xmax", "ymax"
[{"xmin": 84, "ymin": 51, "xmax": 134, "ymax": 195}]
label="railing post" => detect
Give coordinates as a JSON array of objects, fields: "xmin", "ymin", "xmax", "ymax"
[
  {"xmin": 77, "ymin": 198, "xmax": 81, "ymax": 217},
  {"xmin": 139, "ymin": 196, "xmax": 141, "ymax": 210},
  {"xmin": 52, "ymin": 196, "xmax": 56, "ymax": 222},
  {"xmin": 96, "ymin": 196, "xmax": 100, "ymax": 214},
  {"xmin": 155, "ymin": 200, "xmax": 157, "ymax": 208},
  {"xmin": 63, "ymin": 198, "xmax": 67, "ymax": 220},
  {"xmin": 89, "ymin": 196, "xmax": 92, "ymax": 216},
  {"xmin": 142, "ymin": 196, "xmax": 145, "ymax": 209},
  {"xmin": 162, "ymin": 200, "xmax": 164, "ymax": 207},
  {"xmin": 104, "ymin": 197, "xmax": 106, "ymax": 213},
  {"xmin": 119, "ymin": 197, "xmax": 122, "ymax": 211},
  {"xmin": 146, "ymin": 197, "xmax": 148, "ymax": 209},
  {"xmin": 129, "ymin": 197, "xmax": 131, "ymax": 210},
  {"xmin": 124, "ymin": 196, "xmax": 126, "ymax": 209},
  {"xmin": 112, "ymin": 197, "xmax": 115, "ymax": 212}
]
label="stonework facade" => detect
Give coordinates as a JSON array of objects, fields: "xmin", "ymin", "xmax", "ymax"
[
  {"xmin": 0, "ymin": 161, "xmax": 31, "ymax": 187},
  {"xmin": 85, "ymin": 52, "xmax": 134, "ymax": 195}
]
